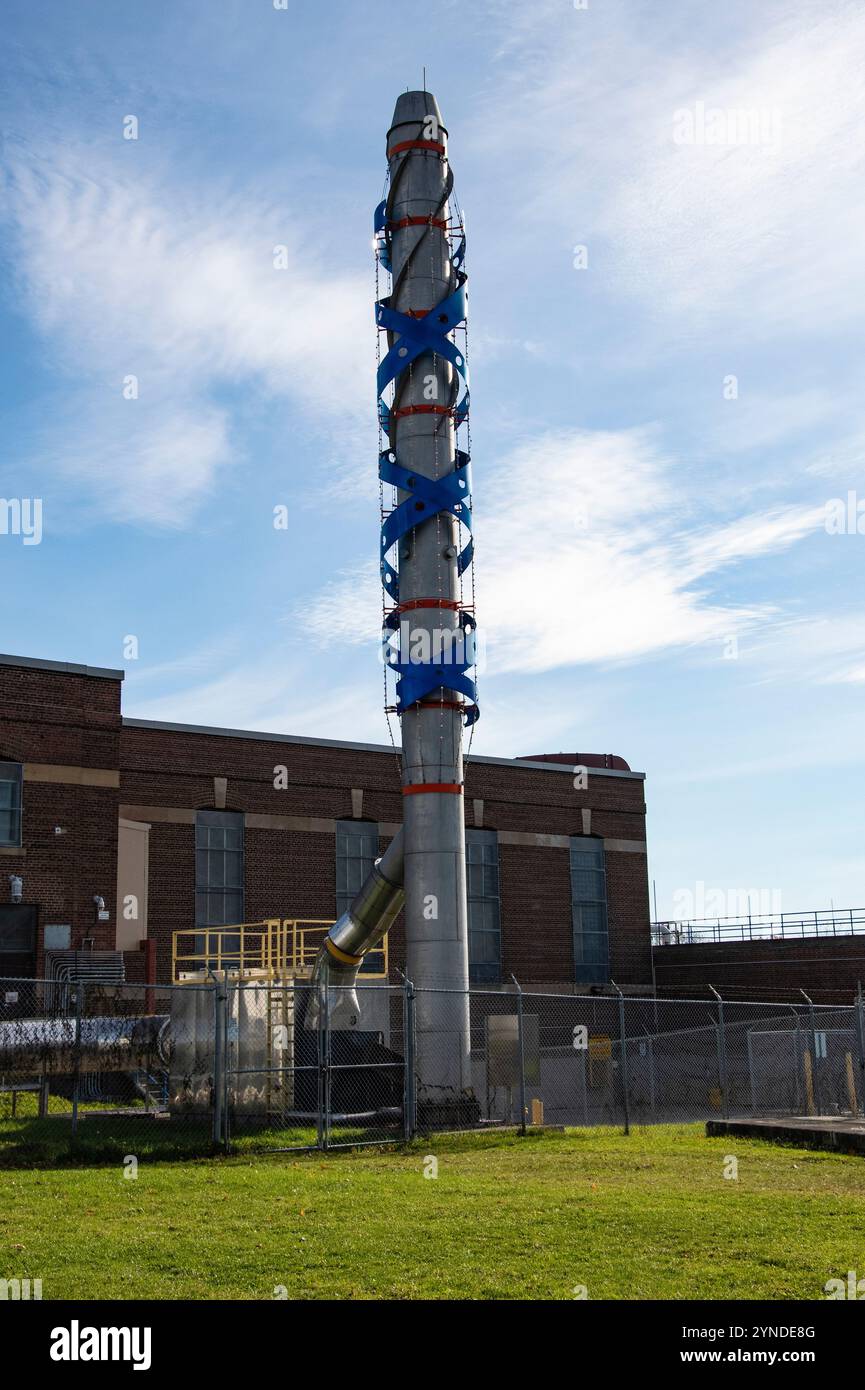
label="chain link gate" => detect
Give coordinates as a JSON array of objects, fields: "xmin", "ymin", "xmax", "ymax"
[
  {"xmin": 220, "ymin": 980, "xmax": 411, "ymax": 1152},
  {"xmin": 744, "ymin": 1006, "xmax": 864, "ymax": 1118}
]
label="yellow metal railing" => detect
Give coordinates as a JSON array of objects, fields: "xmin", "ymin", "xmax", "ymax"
[{"xmin": 172, "ymin": 919, "xmax": 388, "ymax": 982}]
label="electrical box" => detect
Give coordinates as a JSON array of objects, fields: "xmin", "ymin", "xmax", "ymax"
[{"xmin": 44, "ymin": 924, "xmax": 72, "ymax": 951}]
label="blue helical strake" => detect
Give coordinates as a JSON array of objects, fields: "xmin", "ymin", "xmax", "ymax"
[
  {"xmin": 373, "ymin": 201, "xmax": 391, "ymax": 273},
  {"xmin": 375, "ymin": 203, "xmax": 478, "ymax": 726},
  {"xmin": 383, "ymin": 609, "xmax": 479, "ymax": 716},
  {"xmin": 376, "ymin": 281, "xmax": 470, "ymax": 434}
]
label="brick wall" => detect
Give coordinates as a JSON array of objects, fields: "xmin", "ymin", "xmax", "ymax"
[
  {"xmin": 652, "ymin": 936, "xmax": 865, "ymax": 1003},
  {"xmin": 0, "ymin": 661, "xmax": 122, "ymax": 970},
  {"xmin": 1, "ymin": 658, "xmax": 653, "ymax": 991},
  {"xmin": 121, "ymin": 723, "xmax": 651, "ymax": 987}
]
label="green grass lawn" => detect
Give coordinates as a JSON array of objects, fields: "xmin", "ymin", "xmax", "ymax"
[
  {"xmin": 0, "ymin": 1095, "xmax": 366, "ymax": 1165},
  {"xmin": 1, "ymin": 1125, "xmax": 863, "ymax": 1300}
]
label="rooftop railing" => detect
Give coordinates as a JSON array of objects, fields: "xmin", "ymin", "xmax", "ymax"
[
  {"xmin": 651, "ymin": 907, "xmax": 865, "ymax": 946},
  {"xmin": 172, "ymin": 919, "xmax": 388, "ymax": 981}
]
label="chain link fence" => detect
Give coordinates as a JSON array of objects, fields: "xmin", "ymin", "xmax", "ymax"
[{"xmin": 2, "ymin": 975, "xmax": 863, "ymax": 1161}]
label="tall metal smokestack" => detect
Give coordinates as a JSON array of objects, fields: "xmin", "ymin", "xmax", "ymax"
[{"xmin": 375, "ymin": 90, "xmax": 478, "ymax": 1108}]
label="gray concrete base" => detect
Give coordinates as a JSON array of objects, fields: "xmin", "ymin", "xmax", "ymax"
[{"xmin": 707, "ymin": 1115, "xmax": 865, "ymax": 1156}]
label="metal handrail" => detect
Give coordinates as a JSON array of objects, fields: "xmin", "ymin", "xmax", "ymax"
[
  {"xmin": 172, "ymin": 919, "xmax": 389, "ymax": 981},
  {"xmin": 652, "ymin": 907, "xmax": 865, "ymax": 946}
]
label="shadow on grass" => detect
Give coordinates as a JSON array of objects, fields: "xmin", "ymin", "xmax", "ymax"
[
  {"xmin": 0, "ymin": 1112, "xmax": 410, "ymax": 1168},
  {"xmin": 0, "ymin": 1113, "xmax": 219, "ymax": 1168},
  {"xmin": 1, "ymin": 1103, "xmax": 635, "ymax": 1170}
]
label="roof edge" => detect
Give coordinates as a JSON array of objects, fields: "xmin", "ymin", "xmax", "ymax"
[
  {"xmin": 0, "ymin": 653, "xmax": 124, "ymax": 681},
  {"xmin": 122, "ymin": 717, "xmax": 645, "ymax": 779}
]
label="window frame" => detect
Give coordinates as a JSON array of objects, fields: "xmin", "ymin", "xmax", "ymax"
[
  {"xmin": 569, "ymin": 835, "xmax": 610, "ymax": 985},
  {"xmin": 194, "ymin": 810, "xmax": 245, "ymax": 929},
  {"xmin": 466, "ymin": 827, "xmax": 502, "ymax": 984},
  {"xmin": 0, "ymin": 761, "xmax": 23, "ymax": 850},
  {"xmin": 335, "ymin": 819, "xmax": 383, "ymax": 974}
]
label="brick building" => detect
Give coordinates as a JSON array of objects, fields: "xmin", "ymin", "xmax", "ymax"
[
  {"xmin": 0, "ymin": 653, "xmax": 652, "ymax": 990},
  {"xmin": 653, "ymin": 936, "xmax": 865, "ymax": 1004}
]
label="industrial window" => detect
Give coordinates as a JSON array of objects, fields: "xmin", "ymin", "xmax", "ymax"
[
  {"xmin": 467, "ymin": 828, "xmax": 502, "ymax": 984},
  {"xmin": 195, "ymin": 810, "xmax": 245, "ymax": 928},
  {"xmin": 335, "ymin": 820, "xmax": 380, "ymax": 912},
  {"xmin": 0, "ymin": 762, "xmax": 22, "ymax": 849},
  {"xmin": 570, "ymin": 836, "xmax": 609, "ymax": 985},
  {"xmin": 335, "ymin": 820, "xmax": 384, "ymax": 974}
]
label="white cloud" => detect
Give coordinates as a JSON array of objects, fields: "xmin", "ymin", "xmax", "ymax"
[
  {"xmin": 125, "ymin": 650, "xmax": 590, "ymax": 760},
  {"xmin": 126, "ymin": 655, "xmax": 392, "ymax": 747},
  {"xmin": 831, "ymin": 663, "xmax": 865, "ymax": 684},
  {"xmin": 2, "ymin": 143, "xmax": 371, "ymax": 523},
  {"xmin": 304, "ymin": 558, "xmax": 381, "ymax": 650},
  {"xmin": 472, "ymin": 1, "xmax": 865, "ymax": 338},
  {"xmin": 460, "ymin": 684, "xmax": 594, "ymax": 762},
  {"xmin": 41, "ymin": 400, "xmax": 233, "ymax": 527},
  {"xmin": 303, "ymin": 425, "xmax": 821, "ymax": 676},
  {"xmin": 745, "ymin": 611, "xmax": 865, "ymax": 687},
  {"xmin": 676, "ymin": 505, "xmax": 826, "ymax": 576},
  {"xmin": 710, "ymin": 390, "xmax": 838, "ymax": 456},
  {"xmin": 802, "ymin": 431, "xmax": 865, "ymax": 482}
]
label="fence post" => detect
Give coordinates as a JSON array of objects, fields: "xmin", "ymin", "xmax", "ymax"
[
  {"xmin": 709, "ymin": 985, "xmax": 729, "ymax": 1118},
  {"xmin": 222, "ymin": 979, "xmax": 234, "ymax": 1152},
  {"xmin": 70, "ymin": 981, "xmax": 83, "ymax": 1140},
  {"xmin": 791, "ymin": 1005, "xmax": 803, "ymax": 1113},
  {"xmin": 401, "ymin": 973, "xmax": 417, "ymax": 1141},
  {"xmin": 801, "ymin": 990, "xmax": 822, "ymax": 1116},
  {"xmin": 855, "ymin": 984, "xmax": 865, "ymax": 1107},
  {"xmin": 316, "ymin": 977, "xmax": 329, "ymax": 1151},
  {"xmin": 211, "ymin": 975, "xmax": 227, "ymax": 1149},
  {"xmin": 511, "ymin": 975, "xmax": 527, "ymax": 1134},
  {"xmin": 612, "ymin": 981, "xmax": 630, "ymax": 1136}
]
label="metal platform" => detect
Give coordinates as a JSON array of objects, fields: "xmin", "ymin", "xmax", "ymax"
[
  {"xmin": 172, "ymin": 919, "xmax": 388, "ymax": 983},
  {"xmin": 707, "ymin": 1115, "xmax": 865, "ymax": 1156}
]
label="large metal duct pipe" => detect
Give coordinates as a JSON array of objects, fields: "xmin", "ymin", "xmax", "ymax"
[
  {"xmin": 0, "ymin": 1014, "xmax": 170, "ymax": 1073},
  {"xmin": 305, "ymin": 828, "xmax": 405, "ymax": 1030}
]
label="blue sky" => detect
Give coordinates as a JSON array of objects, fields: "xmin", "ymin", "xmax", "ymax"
[{"xmin": 1, "ymin": 0, "xmax": 863, "ymax": 920}]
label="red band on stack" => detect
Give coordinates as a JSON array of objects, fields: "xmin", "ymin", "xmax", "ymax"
[
  {"xmin": 395, "ymin": 598, "xmax": 461, "ymax": 613},
  {"xmin": 402, "ymin": 783, "xmax": 463, "ymax": 796},
  {"xmin": 387, "ymin": 139, "xmax": 446, "ymax": 158},
  {"xmin": 388, "ymin": 216, "xmax": 448, "ymax": 231},
  {"xmin": 392, "ymin": 404, "xmax": 452, "ymax": 419}
]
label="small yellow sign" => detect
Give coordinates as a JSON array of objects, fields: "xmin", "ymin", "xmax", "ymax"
[{"xmin": 589, "ymin": 1035, "xmax": 612, "ymax": 1060}]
